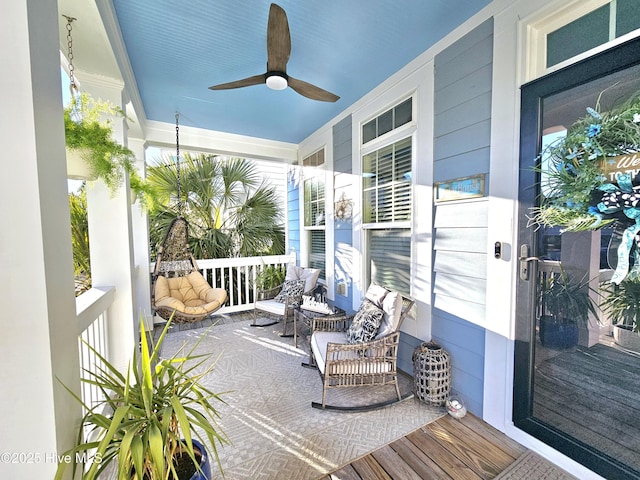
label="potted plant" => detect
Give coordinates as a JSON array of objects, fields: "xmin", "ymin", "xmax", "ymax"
[
  {"xmin": 65, "ymin": 93, "xmax": 154, "ymax": 204},
  {"xmin": 254, "ymin": 264, "xmax": 286, "ymax": 291},
  {"xmin": 538, "ymin": 268, "xmax": 599, "ymax": 348},
  {"xmin": 54, "ymin": 316, "xmax": 228, "ymax": 480},
  {"xmin": 600, "ymin": 279, "xmax": 640, "ymax": 353}
]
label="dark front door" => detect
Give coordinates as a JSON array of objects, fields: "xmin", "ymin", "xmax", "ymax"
[{"xmin": 514, "ymin": 36, "xmax": 640, "ymax": 480}]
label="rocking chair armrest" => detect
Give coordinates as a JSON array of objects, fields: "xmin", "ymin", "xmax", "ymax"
[
  {"xmin": 325, "ymin": 332, "xmax": 401, "ymax": 360},
  {"xmin": 312, "ymin": 314, "xmax": 353, "ymax": 333},
  {"xmin": 256, "ymin": 284, "xmax": 284, "ymax": 300}
]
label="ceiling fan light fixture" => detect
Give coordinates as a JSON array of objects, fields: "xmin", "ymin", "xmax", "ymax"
[{"xmin": 266, "ymin": 72, "xmax": 288, "ymax": 90}]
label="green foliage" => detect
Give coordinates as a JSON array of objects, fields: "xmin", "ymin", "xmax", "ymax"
[
  {"xmin": 54, "ymin": 317, "xmax": 228, "ymax": 480},
  {"xmin": 69, "ymin": 187, "xmax": 91, "ymax": 295},
  {"xmin": 600, "ymin": 280, "xmax": 640, "ymax": 333},
  {"xmin": 147, "ymin": 153, "xmax": 285, "ymax": 259},
  {"xmin": 254, "ymin": 264, "xmax": 286, "ymax": 291},
  {"xmin": 539, "ymin": 269, "xmax": 599, "ymax": 325},
  {"xmin": 65, "ymin": 93, "xmax": 154, "ymax": 204},
  {"xmin": 530, "ymin": 91, "xmax": 640, "ymax": 231}
]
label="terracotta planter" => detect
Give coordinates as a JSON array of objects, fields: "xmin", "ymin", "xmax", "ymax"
[
  {"xmin": 66, "ymin": 147, "xmax": 97, "ymax": 180},
  {"xmin": 613, "ymin": 324, "xmax": 640, "ymax": 353}
]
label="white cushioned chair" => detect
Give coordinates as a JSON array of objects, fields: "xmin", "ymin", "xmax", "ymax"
[
  {"xmin": 253, "ymin": 265, "xmax": 321, "ymax": 334},
  {"xmin": 306, "ymin": 284, "xmax": 415, "ymax": 410}
]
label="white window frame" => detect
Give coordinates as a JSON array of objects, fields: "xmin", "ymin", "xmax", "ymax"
[
  {"xmin": 302, "ymin": 149, "xmax": 328, "ymax": 282},
  {"xmin": 523, "ymin": 0, "xmax": 640, "ymax": 82},
  {"xmin": 359, "ymin": 96, "xmax": 416, "ymax": 295}
]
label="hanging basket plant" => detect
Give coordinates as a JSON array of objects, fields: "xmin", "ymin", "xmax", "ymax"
[
  {"xmin": 64, "ymin": 93, "xmax": 154, "ymax": 205},
  {"xmin": 529, "ymin": 91, "xmax": 640, "ymax": 283}
]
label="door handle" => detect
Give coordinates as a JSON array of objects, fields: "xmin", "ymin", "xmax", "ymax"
[{"xmin": 519, "ymin": 244, "xmax": 540, "ymax": 281}]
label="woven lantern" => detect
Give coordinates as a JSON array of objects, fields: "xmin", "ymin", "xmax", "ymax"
[{"xmin": 413, "ymin": 340, "xmax": 451, "ymax": 406}]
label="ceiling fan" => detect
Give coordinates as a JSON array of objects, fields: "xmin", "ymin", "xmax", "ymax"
[{"xmin": 209, "ymin": 3, "xmax": 339, "ymax": 102}]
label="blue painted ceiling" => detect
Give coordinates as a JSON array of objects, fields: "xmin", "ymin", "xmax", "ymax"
[{"xmin": 111, "ymin": 0, "xmax": 490, "ymax": 143}]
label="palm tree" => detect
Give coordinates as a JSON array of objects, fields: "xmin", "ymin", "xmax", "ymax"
[{"xmin": 147, "ymin": 153, "xmax": 285, "ymax": 259}]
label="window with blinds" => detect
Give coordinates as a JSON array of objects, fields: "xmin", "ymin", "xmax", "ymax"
[
  {"xmin": 309, "ymin": 230, "xmax": 326, "ymax": 279},
  {"xmin": 303, "ymin": 149, "xmax": 325, "ymax": 167},
  {"xmin": 362, "ymin": 137, "xmax": 412, "ymax": 224},
  {"xmin": 368, "ymin": 228, "xmax": 411, "ymax": 295},
  {"xmin": 304, "ymin": 178, "xmax": 325, "ymax": 226},
  {"xmin": 304, "ymin": 175, "xmax": 326, "ymax": 280}
]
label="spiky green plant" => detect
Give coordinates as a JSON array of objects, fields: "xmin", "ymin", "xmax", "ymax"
[
  {"xmin": 601, "ymin": 279, "xmax": 640, "ymax": 333},
  {"xmin": 253, "ymin": 264, "xmax": 286, "ymax": 291},
  {"xmin": 539, "ymin": 268, "xmax": 599, "ymax": 325},
  {"xmin": 54, "ymin": 317, "xmax": 228, "ymax": 480}
]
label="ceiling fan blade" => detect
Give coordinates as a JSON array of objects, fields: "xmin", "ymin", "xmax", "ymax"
[
  {"xmin": 208, "ymin": 74, "xmax": 266, "ymax": 90},
  {"xmin": 267, "ymin": 3, "xmax": 291, "ymax": 72},
  {"xmin": 288, "ymin": 76, "xmax": 340, "ymax": 102}
]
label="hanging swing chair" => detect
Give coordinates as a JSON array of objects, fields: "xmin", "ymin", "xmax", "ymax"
[{"xmin": 150, "ymin": 115, "xmax": 227, "ymax": 323}]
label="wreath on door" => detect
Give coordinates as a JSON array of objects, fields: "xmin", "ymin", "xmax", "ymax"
[{"xmin": 529, "ymin": 91, "xmax": 640, "ymax": 283}]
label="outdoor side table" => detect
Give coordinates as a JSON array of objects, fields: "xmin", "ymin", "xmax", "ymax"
[{"xmin": 293, "ymin": 306, "xmax": 345, "ymax": 348}]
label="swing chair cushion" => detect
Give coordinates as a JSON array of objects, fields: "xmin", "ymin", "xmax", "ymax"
[{"xmin": 154, "ymin": 271, "xmax": 227, "ymax": 315}]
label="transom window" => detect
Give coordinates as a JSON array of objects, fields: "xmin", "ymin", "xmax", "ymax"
[
  {"xmin": 547, "ymin": 0, "xmax": 640, "ymax": 68},
  {"xmin": 526, "ymin": 0, "xmax": 640, "ymax": 80},
  {"xmin": 362, "ymin": 98, "xmax": 412, "ymax": 144}
]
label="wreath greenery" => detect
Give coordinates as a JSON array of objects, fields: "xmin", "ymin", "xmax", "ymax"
[
  {"xmin": 530, "ymin": 90, "xmax": 640, "ymax": 232},
  {"xmin": 529, "ymin": 90, "xmax": 640, "ymax": 284}
]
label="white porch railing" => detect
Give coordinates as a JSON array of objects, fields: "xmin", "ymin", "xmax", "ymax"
[
  {"xmin": 73, "ymin": 254, "xmax": 295, "ymax": 421},
  {"xmin": 151, "ymin": 253, "xmax": 296, "ymax": 314},
  {"xmin": 76, "ymin": 286, "xmax": 115, "ymax": 418}
]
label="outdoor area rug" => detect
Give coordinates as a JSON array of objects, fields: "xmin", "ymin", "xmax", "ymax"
[
  {"xmin": 495, "ymin": 451, "xmax": 577, "ymax": 480},
  {"xmin": 159, "ymin": 318, "xmax": 445, "ymax": 480}
]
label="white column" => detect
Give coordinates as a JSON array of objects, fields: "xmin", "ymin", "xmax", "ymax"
[
  {"xmin": 129, "ymin": 138, "xmax": 153, "ymax": 329},
  {"xmin": 81, "ymin": 73, "xmax": 137, "ymax": 371},
  {"xmin": 0, "ymin": 1, "xmax": 81, "ymax": 478}
]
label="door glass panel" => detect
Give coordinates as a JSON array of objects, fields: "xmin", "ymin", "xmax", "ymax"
[{"xmin": 525, "ymin": 63, "xmax": 640, "ymax": 477}]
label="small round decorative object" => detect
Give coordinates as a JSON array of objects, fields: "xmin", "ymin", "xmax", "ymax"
[{"xmin": 446, "ymin": 396, "xmax": 467, "ymax": 419}]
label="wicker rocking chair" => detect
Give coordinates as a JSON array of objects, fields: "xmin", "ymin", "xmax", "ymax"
[
  {"xmin": 151, "ymin": 217, "xmax": 227, "ymax": 323},
  {"xmin": 306, "ymin": 285, "xmax": 415, "ymax": 411},
  {"xmin": 253, "ymin": 265, "xmax": 321, "ymax": 334}
]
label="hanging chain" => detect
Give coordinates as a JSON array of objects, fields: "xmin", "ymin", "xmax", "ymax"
[
  {"xmin": 176, "ymin": 113, "xmax": 182, "ymax": 216},
  {"xmin": 63, "ymin": 15, "xmax": 78, "ymax": 96}
]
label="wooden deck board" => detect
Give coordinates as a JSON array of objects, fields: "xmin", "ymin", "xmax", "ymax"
[
  {"xmin": 457, "ymin": 413, "xmax": 527, "ymax": 458},
  {"xmin": 327, "ymin": 464, "xmax": 361, "ymax": 480},
  {"xmin": 406, "ymin": 426, "xmax": 485, "ymax": 480},
  {"xmin": 390, "ymin": 436, "xmax": 453, "ymax": 479},
  {"xmin": 371, "ymin": 445, "xmax": 424, "ymax": 480},
  {"xmin": 351, "ymin": 455, "xmax": 393, "ymax": 480},
  {"xmin": 423, "ymin": 415, "xmax": 517, "ymax": 476},
  {"xmin": 327, "ymin": 413, "xmax": 526, "ymax": 480}
]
